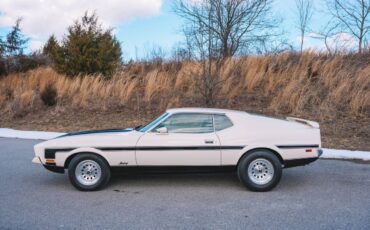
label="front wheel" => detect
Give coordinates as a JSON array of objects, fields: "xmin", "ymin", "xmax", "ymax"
[
  {"xmin": 68, "ymin": 153, "xmax": 111, "ymax": 191},
  {"xmin": 237, "ymin": 150, "xmax": 282, "ymax": 192}
]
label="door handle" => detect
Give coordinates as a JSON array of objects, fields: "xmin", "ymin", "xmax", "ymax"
[{"xmin": 204, "ymin": 139, "xmax": 214, "ymax": 144}]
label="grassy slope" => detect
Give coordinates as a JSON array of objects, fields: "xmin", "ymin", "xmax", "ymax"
[{"xmin": 0, "ymin": 52, "xmax": 369, "ymax": 150}]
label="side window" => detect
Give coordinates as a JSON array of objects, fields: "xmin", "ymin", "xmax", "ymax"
[
  {"xmin": 214, "ymin": 114, "xmax": 233, "ymax": 131},
  {"xmin": 153, "ymin": 113, "xmax": 214, "ymax": 133}
]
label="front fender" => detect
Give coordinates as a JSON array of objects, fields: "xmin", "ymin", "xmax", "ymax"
[{"xmin": 56, "ymin": 147, "xmax": 109, "ymax": 167}]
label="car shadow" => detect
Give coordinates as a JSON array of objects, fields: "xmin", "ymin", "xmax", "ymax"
[
  {"xmin": 108, "ymin": 171, "xmax": 242, "ymax": 189},
  {"xmin": 34, "ymin": 167, "xmax": 315, "ymax": 192},
  {"xmin": 279, "ymin": 169, "xmax": 311, "ymax": 189},
  {"xmin": 108, "ymin": 169, "xmax": 310, "ymax": 192}
]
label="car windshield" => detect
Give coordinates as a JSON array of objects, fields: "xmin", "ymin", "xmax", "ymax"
[{"xmin": 138, "ymin": 112, "xmax": 169, "ymax": 132}]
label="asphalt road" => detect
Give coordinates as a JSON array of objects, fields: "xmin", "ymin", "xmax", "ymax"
[{"xmin": 0, "ymin": 138, "xmax": 369, "ymax": 230}]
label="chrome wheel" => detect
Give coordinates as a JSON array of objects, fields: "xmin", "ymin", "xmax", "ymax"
[
  {"xmin": 247, "ymin": 158, "xmax": 274, "ymax": 185},
  {"xmin": 75, "ymin": 160, "xmax": 102, "ymax": 186}
]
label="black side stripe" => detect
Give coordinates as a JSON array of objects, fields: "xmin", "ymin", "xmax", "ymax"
[
  {"xmin": 276, "ymin": 145, "xmax": 319, "ymax": 149},
  {"xmin": 135, "ymin": 146, "xmax": 245, "ymax": 151},
  {"xmin": 45, "ymin": 148, "xmax": 74, "ymax": 159},
  {"xmin": 45, "ymin": 146, "xmax": 245, "ymax": 159},
  {"xmin": 99, "ymin": 147, "xmax": 136, "ymax": 151}
]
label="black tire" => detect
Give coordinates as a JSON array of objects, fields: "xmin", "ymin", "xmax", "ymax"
[
  {"xmin": 237, "ymin": 150, "xmax": 282, "ymax": 192},
  {"xmin": 68, "ymin": 153, "xmax": 111, "ymax": 191}
]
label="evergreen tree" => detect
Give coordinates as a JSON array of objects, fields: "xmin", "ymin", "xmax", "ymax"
[
  {"xmin": 0, "ymin": 37, "xmax": 5, "ymax": 75},
  {"xmin": 0, "ymin": 18, "xmax": 47, "ymax": 76},
  {"xmin": 0, "ymin": 37, "xmax": 4, "ymax": 56},
  {"xmin": 51, "ymin": 12, "xmax": 122, "ymax": 77},
  {"xmin": 3, "ymin": 18, "xmax": 29, "ymax": 73},
  {"xmin": 43, "ymin": 35, "xmax": 59, "ymax": 57},
  {"xmin": 5, "ymin": 18, "xmax": 29, "ymax": 57}
]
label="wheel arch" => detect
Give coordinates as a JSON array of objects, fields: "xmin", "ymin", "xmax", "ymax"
[
  {"xmin": 236, "ymin": 147, "xmax": 284, "ymax": 167},
  {"xmin": 64, "ymin": 151, "xmax": 110, "ymax": 169}
]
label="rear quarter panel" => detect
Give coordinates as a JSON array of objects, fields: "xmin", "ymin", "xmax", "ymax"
[{"xmin": 218, "ymin": 113, "xmax": 321, "ymax": 165}]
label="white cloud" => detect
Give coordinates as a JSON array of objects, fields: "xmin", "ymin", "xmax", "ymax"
[
  {"xmin": 29, "ymin": 39, "xmax": 45, "ymax": 51},
  {"xmin": 294, "ymin": 32, "xmax": 358, "ymax": 53},
  {"xmin": 294, "ymin": 35, "xmax": 318, "ymax": 51},
  {"xmin": 326, "ymin": 32, "xmax": 357, "ymax": 52},
  {"xmin": 0, "ymin": 0, "xmax": 163, "ymax": 50}
]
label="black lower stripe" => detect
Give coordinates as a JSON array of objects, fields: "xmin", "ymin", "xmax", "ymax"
[
  {"xmin": 45, "ymin": 148, "xmax": 74, "ymax": 159},
  {"xmin": 44, "ymin": 146, "xmax": 245, "ymax": 159},
  {"xmin": 276, "ymin": 145, "xmax": 319, "ymax": 149}
]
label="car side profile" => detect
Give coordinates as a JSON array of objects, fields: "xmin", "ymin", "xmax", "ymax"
[{"xmin": 33, "ymin": 108, "xmax": 322, "ymax": 191}]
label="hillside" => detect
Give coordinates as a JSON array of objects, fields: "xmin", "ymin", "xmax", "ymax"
[{"xmin": 0, "ymin": 52, "xmax": 369, "ymax": 150}]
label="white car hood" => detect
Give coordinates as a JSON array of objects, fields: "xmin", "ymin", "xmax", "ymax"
[{"xmin": 35, "ymin": 128, "xmax": 144, "ymax": 150}]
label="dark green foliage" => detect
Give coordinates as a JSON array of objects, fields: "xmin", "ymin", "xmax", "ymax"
[
  {"xmin": 0, "ymin": 37, "xmax": 5, "ymax": 75},
  {"xmin": 43, "ymin": 35, "xmax": 59, "ymax": 57},
  {"xmin": 4, "ymin": 18, "xmax": 29, "ymax": 56},
  {"xmin": 40, "ymin": 84, "xmax": 57, "ymax": 106},
  {"xmin": 0, "ymin": 18, "xmax": 47, "ymax": 76},
  {"xmin": 49, "ymin": 12, "xmax": 122, "ymax": 78},
  {"xmin": 18, "ymin": 52, "xmax": 49, "ymax": 71},
  {"xmin": 0, "ymin": 37, "xmax": 5, "ymax": 56}
]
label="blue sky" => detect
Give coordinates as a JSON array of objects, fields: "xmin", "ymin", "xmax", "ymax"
[
  {"xmin": 0, "ymin": 0, "xmax": 353, "ymax": 59},
  {"xmin": 117, "ymin": 1, "xmax": 184, "ymax": 60},
  {"xmin": 117, "ymin": 0, "xmax": 331, "ymax": 59}
]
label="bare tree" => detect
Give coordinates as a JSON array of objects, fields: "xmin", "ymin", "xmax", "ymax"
[
  {"xmin": 177, "ymin": 3, "xmax": 225, "ymax": 106},
  {"xmin": 326, "ymin": 0, "xmax": 370, "ymax": 53},
  {"xmin": 173, "ymin": 0, "xmax": 279, "ymax": 105},
  {"xmin": 171, "ymin": 43, "xmax": 192, "ymax": 62},
  {"xmin": 253, "ymin": 36, "xmax": 293, "ymax": 54},
  {"xmin": 174, "ymin": 0, "xmax": 278, "ymax": 59},
  {"xmin": 295, "ymin": 0, "xmax": 313, "ymax": 52},
  {"xmin": 310, "ymin": 31, "xmax": 336, "ymax": 55},
  {"xmin": 310, "ymin": 31, "xmax": 338, "ymax": 55},
  {"xmin": 143, "ymin": 43, "xmax": 167, "ymax": 63}
]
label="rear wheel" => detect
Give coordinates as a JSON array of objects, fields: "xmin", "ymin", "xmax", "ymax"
[
  {"xmin": 68, "ymin": 153, "xmax": 111, "ymax": 191},
  {"xmin": 237, "ymin": 150, "xmax": 282, "ymax": 192}
]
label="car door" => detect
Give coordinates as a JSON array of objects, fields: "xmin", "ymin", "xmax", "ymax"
[{"xmin": 135, "ymin": 113, "xmax": 221, "ymax": 166}]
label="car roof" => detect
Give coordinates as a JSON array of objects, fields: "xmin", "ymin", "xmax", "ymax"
[{"xmin": 166, "ymin": 107, "xmax": 247, "ymax": 115}]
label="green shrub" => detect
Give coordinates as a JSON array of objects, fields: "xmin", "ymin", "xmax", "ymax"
[{"xmin": 46, "ymin": 12, "xmax": 122, "ymax": 78}]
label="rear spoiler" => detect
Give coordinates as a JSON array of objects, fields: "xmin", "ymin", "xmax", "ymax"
[{"xmin": 286, "ymin": 117, "xmax": 320, "ymax": 129}]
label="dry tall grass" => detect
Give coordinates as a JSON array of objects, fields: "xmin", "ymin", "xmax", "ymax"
[{"xmin": 1, "ymin": 52, "xmax": 369, "ymax": 119}]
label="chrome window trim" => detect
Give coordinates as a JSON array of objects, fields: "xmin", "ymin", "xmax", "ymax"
[
  {"xmin": 140, "ymin": 112, "xmax": 170, "ymax": 133},
  {"xmin": 149, "ymin": 112, "xmax": 217, "ymax": 134}
]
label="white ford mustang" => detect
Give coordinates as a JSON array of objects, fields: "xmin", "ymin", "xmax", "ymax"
[{"xmin": 33, "ymin": 108, "xmax": 322, "ymax": 191}]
